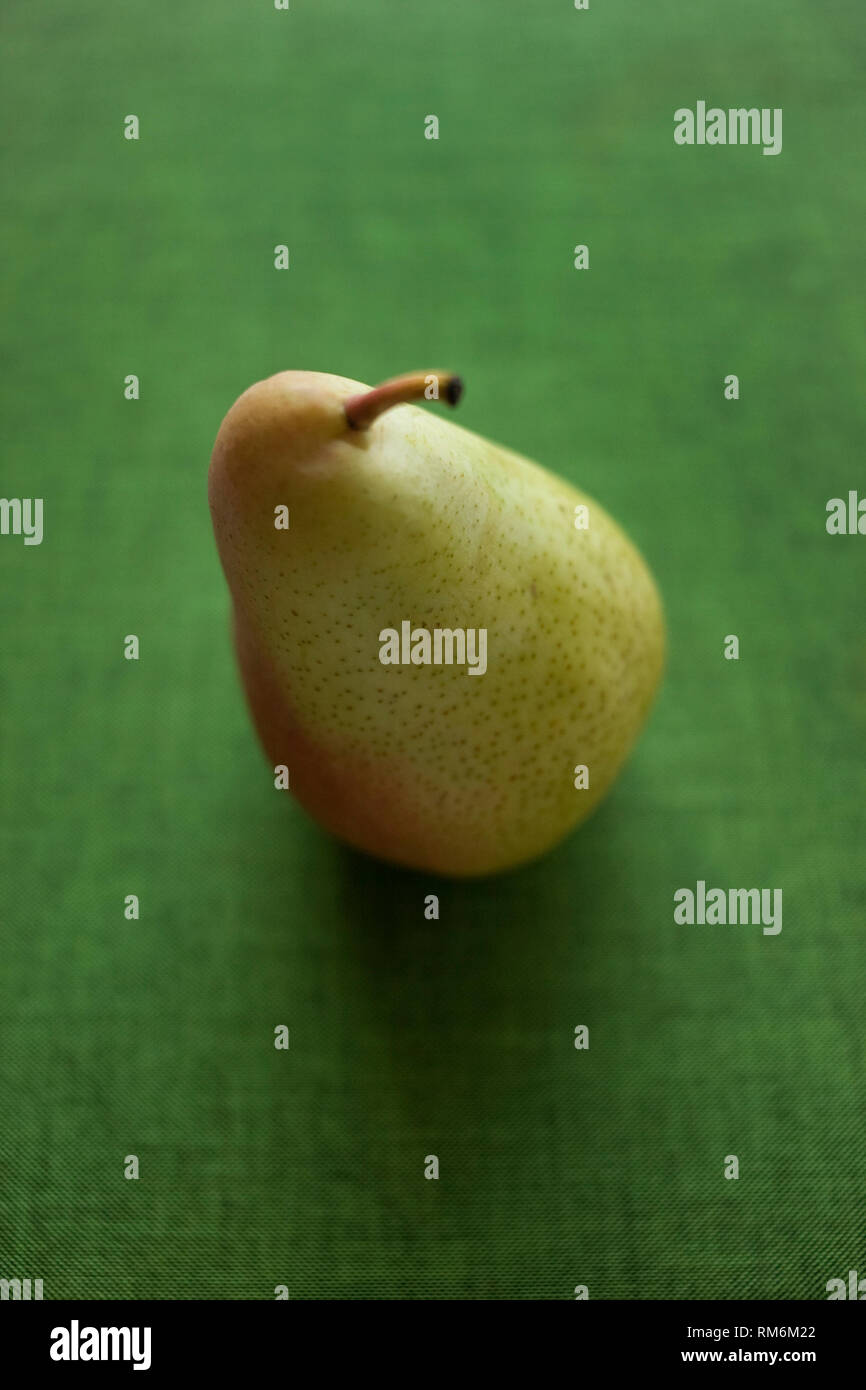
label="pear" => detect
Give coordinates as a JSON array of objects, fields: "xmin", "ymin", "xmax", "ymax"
[{"xmin": 208, "ymin": 370, "xmax": 664, "ymax": 877}]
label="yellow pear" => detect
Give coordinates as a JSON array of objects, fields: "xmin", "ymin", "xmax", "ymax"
[{"xmin": 209, "ymin": 370, "xmax": 664, "ymax": 876}]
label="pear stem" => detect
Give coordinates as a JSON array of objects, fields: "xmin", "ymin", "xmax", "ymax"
[{"xmin": 344, "ymin": 371, "xmax": 463, "ymax": 430}]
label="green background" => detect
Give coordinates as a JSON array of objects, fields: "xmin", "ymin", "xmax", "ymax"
[{"xmin": 1, "ymin": 0, "xmax": 864, "ymax": 1300}]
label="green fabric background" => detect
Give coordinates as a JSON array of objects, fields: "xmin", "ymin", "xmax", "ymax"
[{"xmin": 1, "ymin": 0, "xmax": 864, "ymax": 1300}]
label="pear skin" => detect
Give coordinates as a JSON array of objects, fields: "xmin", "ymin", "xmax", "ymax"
[{"xmin": 208, "ymin": 371, "xmax": 664, "ymax": 876}]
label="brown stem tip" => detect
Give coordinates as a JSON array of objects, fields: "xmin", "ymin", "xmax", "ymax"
[{"xmin": 344, "ymin": 371, "xmax": 464, "ymax": 430}]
